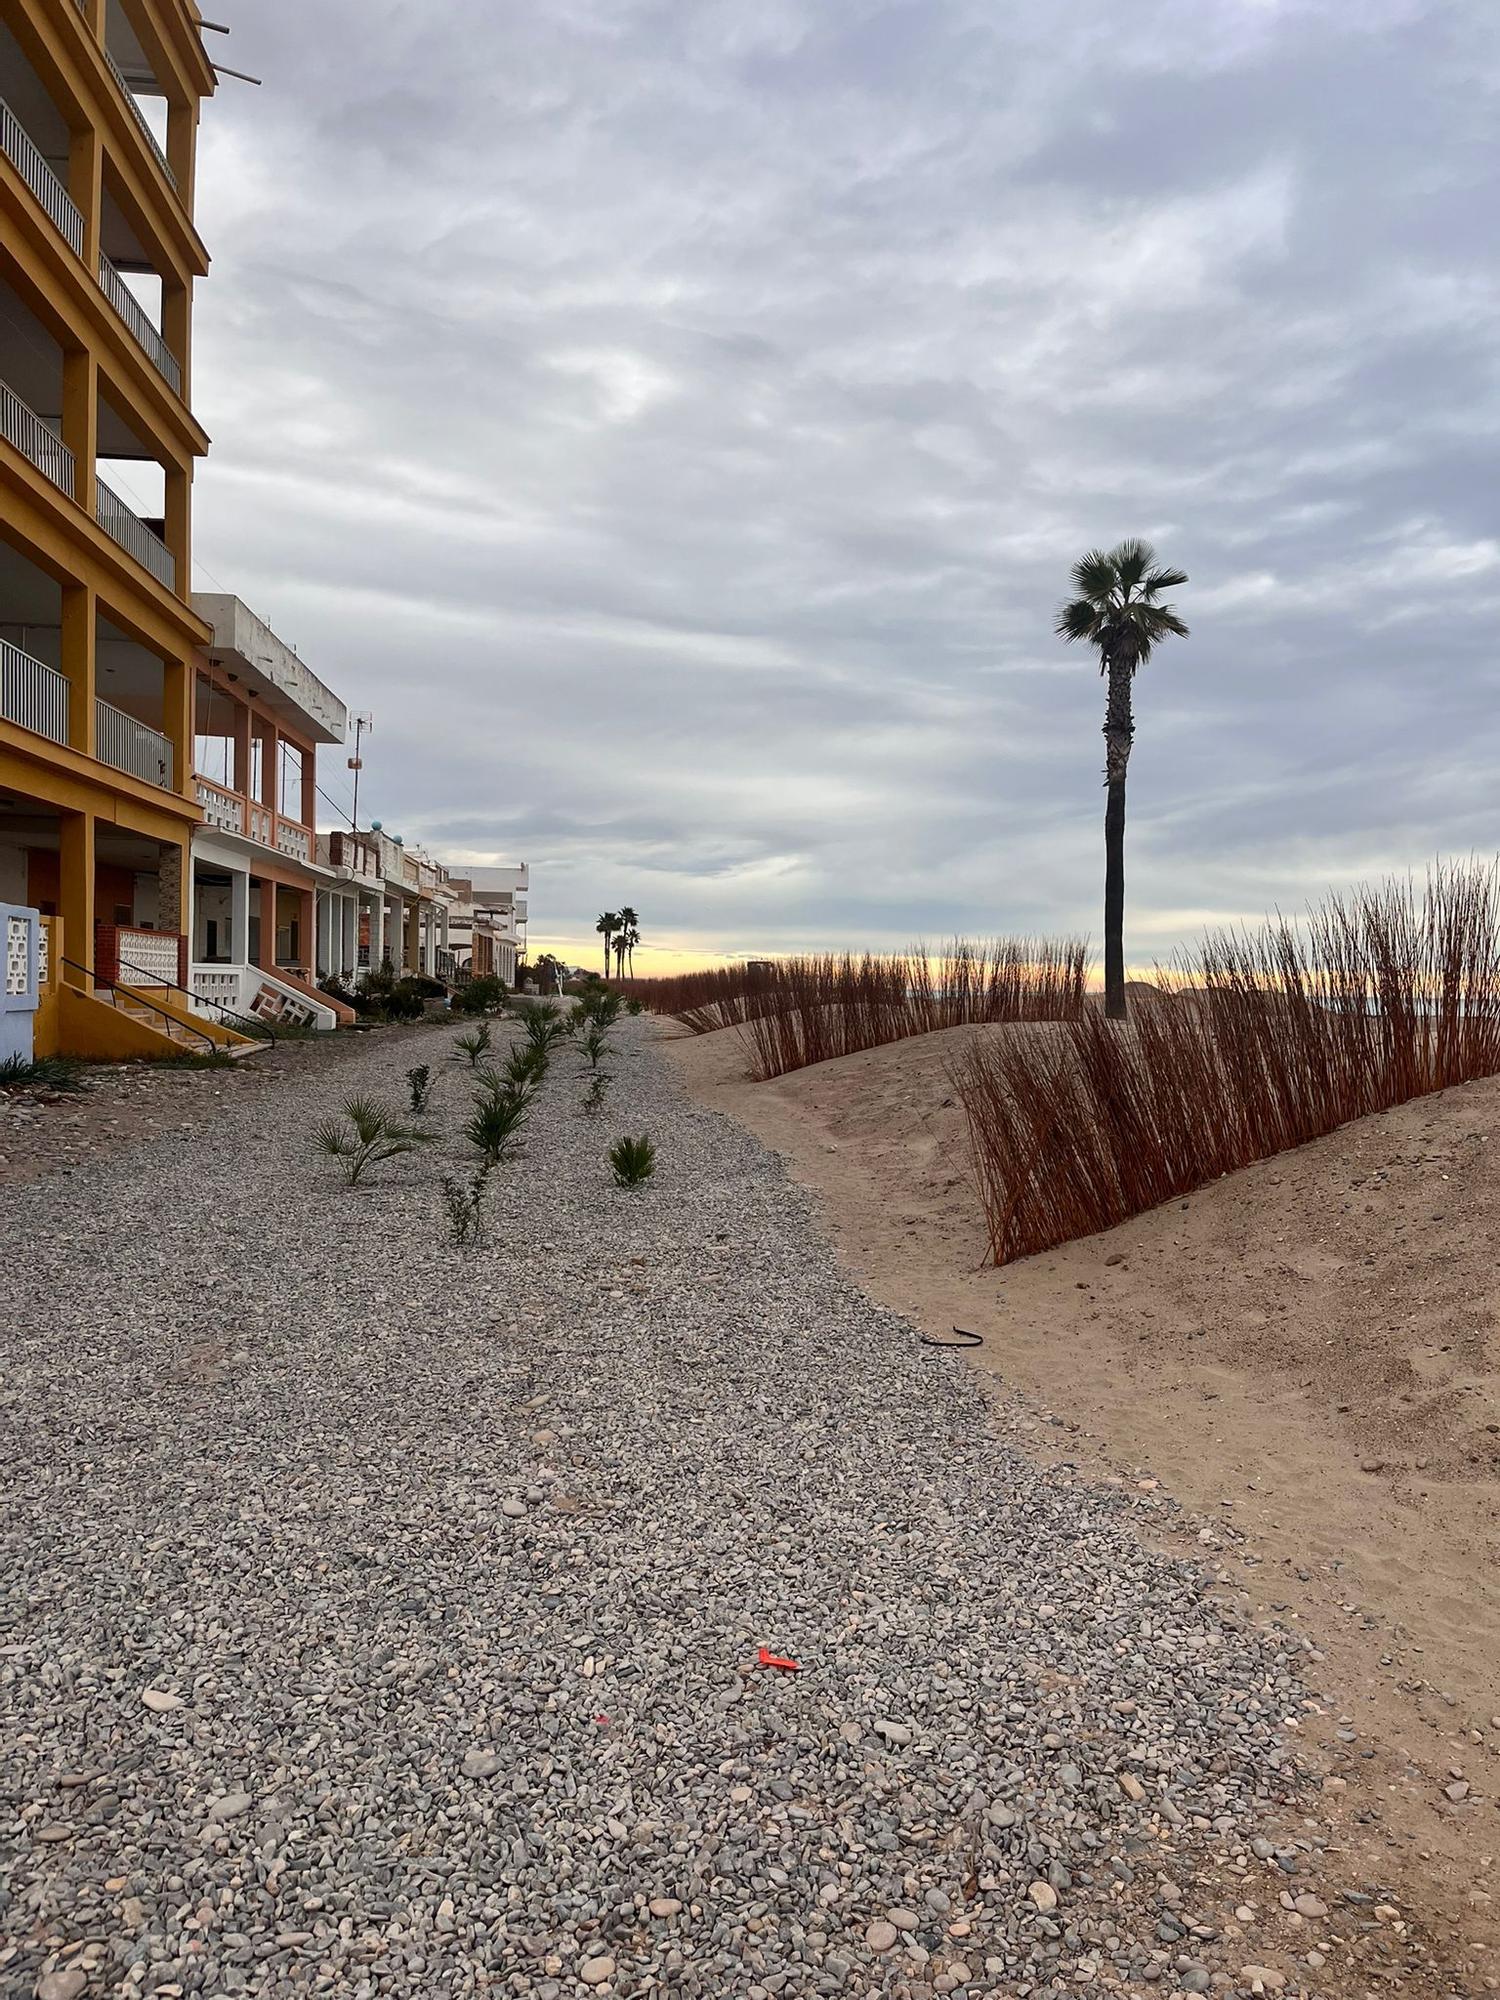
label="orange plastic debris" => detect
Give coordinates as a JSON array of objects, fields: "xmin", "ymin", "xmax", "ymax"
[{"xmin": 757, "ymin": 1647, "xmax": 800, "ymax": 1672}]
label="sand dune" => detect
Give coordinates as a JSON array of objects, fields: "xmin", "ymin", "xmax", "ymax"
[{"xmin": 666, "ymin": 1014, "xmax": 1500, "ymax": 1959}]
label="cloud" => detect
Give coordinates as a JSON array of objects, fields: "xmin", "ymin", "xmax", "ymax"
[{"xmin": 190, "ymin": 0, "xmax": 1500, "ymax": 967}]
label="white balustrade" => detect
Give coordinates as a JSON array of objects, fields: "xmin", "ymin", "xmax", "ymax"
[
  {"xmin": 1, "ymin": 640, "xmax": 68, "ymax": 745},
  {"xmin": 0, "ymin": 380, "xmax": 76, "ymax": 496},
  {"xmin": 96, "ymin": 697, "xmax": 172, "ymax": 788},
  {"xmin": 0, "ymin": 98, "xmax": 85, "ymax": 255}
]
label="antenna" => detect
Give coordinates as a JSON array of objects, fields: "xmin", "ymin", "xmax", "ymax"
[{"xmin": 348, "ymin": 713, "xmax": 373, "ymax": 831}]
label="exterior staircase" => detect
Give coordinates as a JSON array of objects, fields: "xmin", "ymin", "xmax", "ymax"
[{"xmin": 95, "ymin": 986, "xmax": 262, "ymax": 1059}]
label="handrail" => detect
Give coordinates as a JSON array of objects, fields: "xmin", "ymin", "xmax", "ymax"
[
  {"xmin": 116, "ymin": 953, "xmax": 275, "ymax": 1046},
  {"xmin": 61, "ymin": 953, "xmax": 223, "ymax": 1053}
]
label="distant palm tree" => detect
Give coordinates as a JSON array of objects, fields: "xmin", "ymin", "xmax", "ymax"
[
  {"xmin": 1056, "ymin": 540, "xmax": 1188, "ymax": 1020},
  {"xmin": 596, "ymin": 911, "xmax": 618, "ymax": 980},
  {"xmin": 616, "ymin": 906, "xmax": 639, "ymax": 977}
]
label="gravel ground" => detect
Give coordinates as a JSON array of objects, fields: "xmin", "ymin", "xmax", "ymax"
[{"xmin": 0, "ymin": 1019, "xmax": 1413, "ymax": 1999}]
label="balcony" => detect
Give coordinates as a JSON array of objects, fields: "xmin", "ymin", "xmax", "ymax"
[
  {"xmin": 193, "ymin": 773, "xmax": 314, "ymax": 865},
  {"xmin": 0, "ymin": 380, "xmax": 75, "ymax": 497},
  {"xmin": 0, "ymin": 638, "xmax": 68, "ymax": 745},
  {"xmin": 100, "ymin": 42, "xmax": 178, "ymax": 193},
  {"xmin": 0, "ymin": 96, "xmax": 85, "ymax": 257},
  {"xmin": 98, "ymin": 254, "xmax": 181, "ymax": 394},
  {"xmin": 95, "ymin": 474, "xmax": 175, "ymax": 589},
  {"xmin": 195, "ymin": 774, "xmax": 245, "ymax": 835},
  {"xmin": 96, "ymin": 696, "xmax": 171, "ymax": 787}
]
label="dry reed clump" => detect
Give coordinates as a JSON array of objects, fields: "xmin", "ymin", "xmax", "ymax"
[
  {"xmin": 953, "ymin": 863, "xmax": 1500, "ymax": 1266},
  {"xmin": 627, "ymin": 965, "xmax": 779, "ymax": 1035},
  {"xmin": 630, "ymin": 941, "xmax": 1090, "ymax": 1070}
]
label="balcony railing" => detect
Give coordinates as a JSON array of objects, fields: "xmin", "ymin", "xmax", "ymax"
[
  {"xmin": 96, "ymin": 697, "xmax": 172, "ymax": 788},
  {"xmin": 0, "ymin": 98, "xmax": 85, "ymax": 257},
  {"xmin": 99, "ymin": 254, "xmax": 182, "ymax": 395},
  {"xmin": 195, "ymin": 774, "xmax": 245, "ymax": 835},
  {"xmin": 101, "ymin": 45, "xmax": 178, "ymax": 192},
  {"xmin": 275, "ymin": 819, "xmax": 311, "ymax": 863},
  {"xmin": 95, "ymin": 476, "xmax": 175, "ymax": 589},
  {"xmin": 0, "ymin": 640, "xmax": 68, "ymax": 746},
  {"xmin": 0, "ymin": 381, "xmax": 75, "ymax": 497}
]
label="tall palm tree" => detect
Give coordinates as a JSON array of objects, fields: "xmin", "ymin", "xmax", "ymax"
[
  {"xmin": 595, "ymin": 911, "xmax": 618, "ymax": 980},
  {"xmin": 616, "ymin": 906, "xmax": 639, "ymax": 977},
  {"xmin": 1056, "ymin": 539, "xmax": 1188, "ymax": 1020}
]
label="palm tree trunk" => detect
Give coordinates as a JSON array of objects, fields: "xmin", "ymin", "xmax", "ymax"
[
  {"xmin": 1102, "ymin": 650, "xmax": 1135, "ymax": 1021},
  {"xmin": 602, "ymin": 931, "xmax": 611, "ymax": 979}
]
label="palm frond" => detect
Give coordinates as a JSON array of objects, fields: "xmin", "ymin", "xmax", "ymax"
[
  {"xmin": 1055, "ymin": 598, "xmax": 1103, "ymax": 643},
  {"xmin": 1069, "ymin": 549, "xmax": 1118, "ymax": 603},
  {"xmin": 1142, "ymin": 564, "xmax": 1188, "ymax": 596},
  {"xmin": 1110, "ymin": 538, "xmax": 1155, "ymax": 593}
]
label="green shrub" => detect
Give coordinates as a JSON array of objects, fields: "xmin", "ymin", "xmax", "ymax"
[
  {"xmin": 464, "ymin": 1087, "xmax": 530, "ymax": 1166},
  {"xmin": 453, "ymin": 1023, "xmax": 492, "ymax": 1067},
  {"xmin": 581, "ymin": 1024, "xmax": 611, "ymax": 1071},
  {"xmin": 314, "ymin": 1095, "xmax": 435, "ymax": 1185},
  {"xmin": 455, "ymin": 975, "xmax": 508, "ymax": 1015},
  {"xmin": 441, "ymin": 1165, "xmax": 492, "ymax": 1247},
  {"xmin": 626, "ymin": 998, "xmax": 644, "ymax": 1016},
  {"xmin": 583, "ymin": 1071, "xmax": 612, "ymax": 1115},
  {"xmin": 406, "ymin": 1063, "xmax": 434, "ymax": 1113},
  {"xmin": 0, "ymin": 1054, "xmax": 86, "ymax": 1092},
  {"xmin": 609, "ymin": 1133, "xmax": 657, "ymax": 1188}
]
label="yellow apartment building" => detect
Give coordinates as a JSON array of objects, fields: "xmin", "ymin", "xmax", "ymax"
[{"xmin": 0, "ymin": 0, "xmax": 241, "ymax": 1057}]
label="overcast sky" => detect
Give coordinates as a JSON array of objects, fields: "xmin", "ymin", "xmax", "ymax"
[{"xmin": 191, "ymin": 0, "xmax": 1500, "ymax": 972}]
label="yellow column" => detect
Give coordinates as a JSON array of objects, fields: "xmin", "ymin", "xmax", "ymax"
[
  {"xmin": 162, "ymin": 281, "xmax": 191, "ymax": 404},
  {"xmin": 166, "ymin": 101, "xmax": 198, "ymax": 213},
  {"xmin": 61, "ymin": 584, "xmax": 96, "ymax": 758},
  {"xmin": 162, "ymin": 653, "xmax": 190, "ymax": 797},
  {"xmin": 69, "ymin": 126, "xmax": 103, "ymax": 271},
  {"xmin": 59, "ymin": 811, "xmax": 95, "ymax": 990},
  {"xmin": 62, "ymin": 350, "xmax": 98, "ymax": 518},
  {"xmin": 165, "ymin": 464, "xmax": 191, "ymax": 598}
]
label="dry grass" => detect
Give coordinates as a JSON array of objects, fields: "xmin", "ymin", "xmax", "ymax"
[
  {"xmin": 633, "ymin": 941, "xmax": 1089, "ymax": 1076},
  {"xmin": 953, "ymin": 863, "xmax": 1500, "ymax": 1265}
]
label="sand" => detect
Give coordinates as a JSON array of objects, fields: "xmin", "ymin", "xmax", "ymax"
[{"xmin": 665, "ymin": 1015, "xmax": 1500, "ymax": 1967}]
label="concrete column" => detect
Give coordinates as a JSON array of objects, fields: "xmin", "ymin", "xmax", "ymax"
[
  {"xmin": 61, "ymin": 584, "xmax": 96, "ymax": 757},
  {"xmin": 165, "ymin": 466, "xmax": 190, "ymax": 599},
  {"xmin": 162, "ymin": 654, "xmax": 190, "ymax": 796},
  {"xmin": 300, "ymin": 747, "xmax": 316, "ymax": 829},
  {"xmin": 297, "ymin": 888, "xmax": 314, "ymax": 972},
  {"xmin": 253, "ymin": 880, "xmax": 275, "ymax": 971},
  {"xmin": 342, "ymin": 896, "xmax": 357, "ymax": 979},
  {"xmin": 163, "ymin": 281, "xmax": 191, "ymax": 406},
  {"xmin": 61, "ymin": 350, "xmax": 98, "ymax": 519},
  {"xmin": 232, "ymin": 699, "xmax": 251, "ymax": 797},
  {"xmin": 68, "ymin": 126, "xmax": 102, "ymax": 274},
  {"xmin": 59, "ymin": 812, "xmax": 95, "ymax": 990},
  {"xmin": 367, "ymin": 893, "xmax": 385, "ymax": 977},
  {"xmin": 230, "ymin": 868, "xmax": 250, "ymax": 965}
]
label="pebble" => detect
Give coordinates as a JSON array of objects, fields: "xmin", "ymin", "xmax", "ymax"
[{"xmin": 0, "ymin": 1021, "xmax": 1317, "ymax": 2000}]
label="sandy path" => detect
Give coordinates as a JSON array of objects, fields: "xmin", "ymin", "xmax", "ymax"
[{"xmin": 665, "ymin": 1016, "xmax": 1500, "ymax": 1973}]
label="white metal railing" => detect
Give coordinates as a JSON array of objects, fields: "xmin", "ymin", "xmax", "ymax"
[
  {"xmin": 101, "ymin": 45, "xmax": 178, "ymax": 191},
  {"xmin": 195, "ymin": 775, "xmax": 245, "ymax": 834},
  {"xmin": 98, "ymin": 254, "xmax": 182, "ymax": 394},
  {"xmin": 94, "ymin": 476, "xmax": 175, "ymax": 589},
  {"xmin": 0, "ymin": 639, "xmax": 68, "ymax": 745},
  {"xmin": 96, "ymin": 696, "xmax": 172, "ymax": 788},
  {"xmin": 275, "ymin": 820, "xmax": 311, "ymax": 863},
  {"xmin": 0, "ymin": 98, "xmax": 85, "ymax": 257},
  {"xmin": 0, "ymin": 380, "xmax": 75, "ymax": 496}
]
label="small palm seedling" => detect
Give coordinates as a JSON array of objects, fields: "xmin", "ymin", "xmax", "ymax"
[
  {"xmin": 314, "ymin": 1095, "xmax": 435, "ymax": 1186},
  {"xmin": 609, "ymin": 1132, "xmax": 656, "ymax": 1188},
  {"xmin": 583, "ymin": 1070, "xmax": 612, "ymax": 1115},
  {"xmin": 505, "ymin": 1042, "xmax": 549, "ymax": 1090},
  {"xmin": 440, "ymin": 1164, "xmax": 492, "ymax": 1248},
  {"xmin": 0, "ymin": 1053, "xmax": 86, "ymax": 1092},
  {"xmin": 626, "ymin": 998, "xmax": 644, "ymax": 1016},
  {"xmin": 453, "ymin": 1023, "xmax": 492, "ymax": 1068},
  {"xmin": 465, "ymin": 1086, "xmax": 530, "ymax": 1166},
  {"xmin": 406, "ymin": 1063, "xmax": 434, "ymax": 1114},
  {"xmin": 581, "ymin": 1023, "xmax": 612, "ymax": 1072}
]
